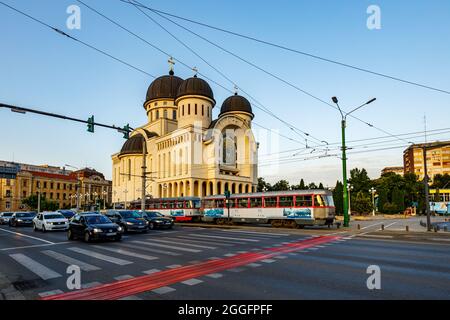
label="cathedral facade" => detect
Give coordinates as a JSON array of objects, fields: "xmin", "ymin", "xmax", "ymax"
[{"xmin": 111, "ymin": 68, "xmax": 258, "ymax": 204}]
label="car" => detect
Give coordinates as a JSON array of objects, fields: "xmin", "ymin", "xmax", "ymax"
[
  {"xmin": 140, "ymin": 211, "xmax": 174, "ymax": 230},
  {"xmin": 57, "ymin": 210, "xmax": 76, "ymax": 220},
  {"xmin": 9, "ymin": 212, "xmax": 34, "ymax": 227},
  {"xmin": 33, "ymin": 212, "xmax": 69, "ymax": 232},
  {"xmin": 67, "ymin": 213, "xmax": 122, "ymax": 242},
  {"xmin": 0, "ymin": 212, "xmax": 14, "ymax": 225},
  {"xmin": 105, "ymin": 210, "xmax": 148, "ymax": 233}
]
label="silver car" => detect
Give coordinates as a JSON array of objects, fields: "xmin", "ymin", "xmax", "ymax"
[{"xmin": 0, "ymin": 212, "xmax": 14, "ymax": 225}]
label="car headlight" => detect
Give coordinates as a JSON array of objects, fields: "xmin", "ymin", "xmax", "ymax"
[
  {"xmin": 93, "ymin": 228, "xmax": 103, "ymax": 233},
  {"xmin": 145, "ymin": 221, "xmax": 149, "ymax": 225},
  {"xmin": 125, "ymin": 221, "xmax": 133, "ymax": 225},
  {"xmin": 17, "ymin": 219, "xmax": 23, "ymax": 222},
  {"xmin": 117, "ymin": 226, "xmax": 123, "ymax": 232}
]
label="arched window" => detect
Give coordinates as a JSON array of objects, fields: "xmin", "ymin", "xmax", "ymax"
[
  {"xmin": 182, "ymin": 105, "xmax": 185, "ymax": 116},
  {"xmin": 195, "ymin": 104, "xmax": 198, "ymax": 115},
  {"xmin": 202, "ymin": 105, "xmax": 204, "ymax": 116},
  {"xmin": 128, "ymin": 159, "xmax": 131, "ymax": 181},
  {"xmin": 222, "ymin": 130, "xmax": 237, "ymax": 166},
  {"xmin": 156, "ymin": 110, "xmax": 159, "ymax": 119},
  {"xmin": 188, "ymin": 104, "xmax": 191, "ymax": 115},
  {"xmin": 163, "ymin": 109, "xmax": 168, "ymax": 119},
  {"xmin": 173, "ymin": 110, "xmax": 177, "ymax": 120}
]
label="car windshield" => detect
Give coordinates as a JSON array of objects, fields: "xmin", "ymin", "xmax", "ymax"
[
  {"xmin": 145, "ymin": 212, "xmax": 163, "ymax": 218},
  {"xmin": 59, "ymin": 210, "xmax": 75, "ymax": 217},
  {"xmin": 16, "ymin": 213, "xmax": 32, "ymax": 218},
  {"xmin": 44, "ymin": 214, "xmax": 64, "ymax": 220},
  {"xmin": 86, "ymin": 215, "xmax": 111, "ymax": 225},
  {"xmin": 2, "ymin": 212, "xmax": 13, "ymax": 217},
  {"xmin": 120, "ymin": 211, "xmax": 141, "ymax": 219}
]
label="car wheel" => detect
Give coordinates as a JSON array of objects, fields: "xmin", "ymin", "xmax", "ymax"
[
  {"xmin": 67, "ymin": 229, "xmax": 74, "ymax": 240},
  {"xmin": 42, "ymin": 225, "xmax": 46, "ymax": 233},
  {"xmin": 84, "ymin": 232, "xmax": 91, "ymax": 243},
  {"xmin": 149, "ymin": 222, "xmax": 155, "ymax": 230}
]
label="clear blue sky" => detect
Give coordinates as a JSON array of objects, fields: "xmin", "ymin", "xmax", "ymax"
[{"xmin": 1, "ymin": 0, "xmax": 449, "ymax": 186}]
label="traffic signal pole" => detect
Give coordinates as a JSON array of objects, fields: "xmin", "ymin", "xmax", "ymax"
[{"xmin": 341, "ymin": 119, "xmax": 350, "ymax": 227}]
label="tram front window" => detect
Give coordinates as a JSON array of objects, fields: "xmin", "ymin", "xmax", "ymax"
[
  {"xmin": 192, "ymin": 200, "xmax": 201, "ymax": 208},
  {"xmin": 314, "ymin": 195, "xmax": 326, "ymax": 207},
  {"xmin": 326, "ymin": 195, "xmax": 335, "ymax": 207}
]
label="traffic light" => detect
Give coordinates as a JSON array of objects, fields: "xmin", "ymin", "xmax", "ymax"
[
  {"xmin": 123, "ymin": 124, "xmax": 130, "ymax": 139},
  {"xmin": 87, "ymin": 115, "xmax": 95, "ymax": 133},
  {"xmin": 224, "ymin": 190, "xmax": 231, "ymax": 198}
]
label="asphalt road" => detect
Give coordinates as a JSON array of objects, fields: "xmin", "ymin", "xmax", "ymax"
[{"xmin": 0, "ymin": 223, "xmax": 449, "ymax": 300}]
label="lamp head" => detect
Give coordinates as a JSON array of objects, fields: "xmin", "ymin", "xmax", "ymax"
[{"xmin": 332, "ymin": 96, "xmax": 339, "ymax": 104}]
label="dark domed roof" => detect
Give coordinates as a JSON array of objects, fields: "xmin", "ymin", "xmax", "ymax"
[
  {"xmin": 176, "ymin": 76, "xmax": 215, "ymax": 103},
  {"xmin": 145, "ymin": 73, "xmax": 183, "ymax": 103},
  {"xmin": 220, "ymin": 94, "xmax": 254, "ymax": 118},
  {"xmin": 120, "ymin": 134, "xmax": 144, "ymax": 156}
]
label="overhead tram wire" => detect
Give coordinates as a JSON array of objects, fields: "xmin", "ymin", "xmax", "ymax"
[
  {"xmin": 125, "ymin": 0, "xmax": 327, "ymax": 147},
  {"xmin": 77, "ymin": 0, "xmax": 328, "ymax": 149},
  {"xmin": 123, "ymin": 0, "xmax": 413, "ymax": 145},
  {"xmin": 125, "ymin": 1, "xmax": 450, "ymax": 96},
  {"xmin": 0, "ymin": 1, "xmax": 155, "ymax": 79}
]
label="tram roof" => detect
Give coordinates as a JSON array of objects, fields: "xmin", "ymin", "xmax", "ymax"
[{"xmin": 203, "ymin": 189, "xmax": 332, "ymax": 199}]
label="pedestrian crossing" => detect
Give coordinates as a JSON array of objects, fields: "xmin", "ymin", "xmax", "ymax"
[{"xmin": 3, "ymin": 228, "xmax": 329, "ymax": 298}]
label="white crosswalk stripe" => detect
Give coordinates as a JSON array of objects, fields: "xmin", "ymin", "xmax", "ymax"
[
  {"xmin": 187, "ymin": 234, "xmax": 260, "ymax": 242},
  {"xmin": 119, "ymin": 242, "xmax": 180, "ymax": 256},
  {"xmin": 92, "ymin": 245, "xmax": 158, "ymax": 261},
  {"xmin": 132, "ymin": 241, "xmax": 201, "ymax": 253},
  {"xmin": 171, "ymin": 236, "xmax": 234, "ymax": 246},
  {"xmin": 149, "ymin": 238, "xmax": 217, "ymax": 249},
  {"xmin": 67, "ymin": 247, "xmax": 132, "ymax": 266},
  {"xmin": 218, "ymin": 229, "xmax": 290, "ymax": 237},
  {"xmin": 9, "ymin": 253, "xmax": 62, "ymax": 280},
  {"xmin": 41, "ymin": 250, "xmax": 100, "ymax": 272}
]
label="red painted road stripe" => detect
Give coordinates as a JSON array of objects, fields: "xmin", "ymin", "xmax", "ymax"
[{"xmin": 42, "ymin": 235, "xmax": 340, "ymax": 300}]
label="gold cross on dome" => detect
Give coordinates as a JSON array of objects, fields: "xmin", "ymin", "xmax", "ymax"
[
  {"xmin": 234, "ymin": 85, "xmax": 239, "ymax": 95},
  {"xmin": 168, "ymin": 57, "xmax": 175, "ymax": 72},
  {"xmin": 192, "ymin": 66, "xmax": 198, "ymax": 76}
]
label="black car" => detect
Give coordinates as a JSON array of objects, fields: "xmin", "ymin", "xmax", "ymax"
[
  {"xmin": 105, "ymin": 210, "xmax": 148, "ymax": 233},
  {"xmin": 68, "ymin": 213, "xmax": 122, "ymax": 242},
  {"xmin": 57, "ymin": 210, "xmax": 76, "ymax": 220},
  {"xmin": 140, "ymin": 211, "xmax": 174, "ymax": 230},
  {"xmin": 9, "ymin": 212, "xmax": 34, "ymax": 227}
]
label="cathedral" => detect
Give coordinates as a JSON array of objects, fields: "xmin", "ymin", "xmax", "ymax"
[{"xmin": 111, "ymin": 65, "xmax": 258, "ymax": 204}]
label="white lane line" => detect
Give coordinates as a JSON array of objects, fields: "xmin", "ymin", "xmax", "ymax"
[
  {"xmin": 236, "ymin": 250, "xmax": 248, "ymax": 254},
  {"xmin": 171, "ymin": 236, "xmax": 234, "ymax": 246},
  {"xmin": 430, "ymin": 238, "xmax": 450, "ymax": 242},
  {"xmin": 114, "ymin": 275, "xmax": 134, "ymax": 281},
  {"xmin": 383, "ymin": 221, "xmax": 398, "ymax": 229},
  {"xmin": 188, "ymin": 234, "xmax": 259, "ymax": 242},
  {"xmin": 228, "ymin": 268, "xmax": 245, "ymax": 273},
  {"xmin": 9, "ymin": 253, "xmax": 62, "ymax": 280},
  {"xmin": 188, "ymin": 260, "xmax": 202, "ymax": 264},
  {"xmin": 152, "ymin": 286, "xmax": 176, "ymax": 295},
  {"xmin": 207, "ymin": 257, "xmax": 221, "ymax": 260},
  {"xmin": 38, "ymin": 289, "xmax": 64, "ymax": 297},
  {"xmin": 132, "ymin": 241, "xmax": 201, "ymax": 253},
  {"xmin": 81, "ymin": 282, "xmax": 102, "ymax": 289},
  {"xmin": 41, "ymin": 250, "xmax": 100, "ymax": 272},
  {"xmin": 143, "ymin": 269, "xmax": 161, "ymax": 275},
  {"xmin": 181, "ymin": 278, "xmax": 203, "ymax": 286},
  {"xmin": 149, "ymin": 238, "xmax": 217, "ymax": 249},
  {"xmin": 119, "ymin": 295, "xmax": 142, "ymax": 300},
  {"xmin": 205, "ymin": 273, "xmax": 223, "ymax": 279},
  {"xmin": 67, "ymin": 247, "xmax": 132, "ymax": 266},
  {"xmin": 0, "ymin": 228, "xmax": 55, "ymax": 244},
  {"xmin": 166, "ymin": 264, "xmax": 182, "ymax": 269},
  {"xmin": 223, "ymin": 253, "xmax": 236, "ymax": 257},
  {"xmin": 261, "ymin": 259, "xmax": 276, "ymax": 263},
  {"xmin": 1, "ymin": 242, "xmax": 70, "ymax": 251},
  {"xmin": 273, "ymin": 255, "xmax": 288, "ymax": 259},
  {"xmin": 247, "ymin": 263, "xmax": 261, "ymax": 268},
  {"xmin": 219, "ymin": 229, "xmax": 290, "ymax": 237},
  {"xmin": 92, "ymin": 246, "xmax": 158, "ymax": 261},
  {"xmin": 360, "ymin": 221, "xmax": 385, "ymax": 230},
  {"xmin": 122, "ymin": 242, "xmax": 180, "ymax": 256}
]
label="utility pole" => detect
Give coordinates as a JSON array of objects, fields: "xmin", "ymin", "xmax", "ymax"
[
  {"xmin": 370, "ymin": 187, "xmax": 377, "ymax": 216},
  {"xmin": 423, "ymin": 146, "xmax": 432, "ymax": 231},
  {"xmin": 332, "ymin": 97, "xmax": 377, "ymax": 227},
  {"xmin": 37, "ymin": 183, "xmax": 41, "ymax": 213},
  {"xmin": 141, "ymin": 139, "xmax": 147, "ymax": 212}
]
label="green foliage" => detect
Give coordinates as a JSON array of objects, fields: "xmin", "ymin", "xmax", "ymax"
[
  {"xmin": 432, "ymin": 173, "xmax": 450, "ymax": 189},
  {"xmin": 349, "ymin": 168, "xmax": 372, "ymax": 196},
  {"xmin": 22, "ymin": 195, "xmax": 60, "ymax": 211},
  {"xmin": 271, "ymin": 180, "xmax": 290, "ymax": 191},
  {"xmin": 352, "ymin": 191, "xmax": 373, "ymax": 214},
  {"xmin": 333, "ymin": 181, "xmax": 343, "ymax": 215},
  {"xmin": 392, "ymin": 187, "xmax": 405, "ymax": 212},
  {"xmin": 377, "ymin": 188, "xmax": 388, "ymax": 212}
]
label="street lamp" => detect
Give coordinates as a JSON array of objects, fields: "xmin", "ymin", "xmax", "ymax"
[
  {"xmin": 124, "ymin": 189, "xmax": 128, "ymax": 209},
  {"xmin": 102, "ymin": 190, "xmax": 107, "ymax": 210},
  {"xmin": 370, "ymin": 187, "xmax": 377, "ymax": 216},
  {"xmin": 332, "ymin": 96, "xmax": 376, "ymax": 227},
  {"xmin": 348, "ymin": 183, "xmax": 354, "ymax": 216},
  {"xmin": 65, "ymin": 164, "xmax": 80, "ymax": 212}
]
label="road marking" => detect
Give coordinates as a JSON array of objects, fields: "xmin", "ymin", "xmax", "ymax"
[
  {"xmin": 181, "ymin": 278, "xmax": 203, "ymax": 286},
  {"xmin": 119, "ymin": 295, "xmax": 142, "ymax": 300},
  {"xmin": 188, "ymin": 233, "xmax": 259, "ymax": 242},
  {"xmin": 261, "ymin": 259, "xmax": 276, "ymax": 263},
  {"xmin": 132, "ymin": 241, "xmax": 201, "ymax": 253},
  {"xmin": 171, "ymin": 236, "xmax": 234, "ymax": 246},
  {"xmin": 207, "ymin": 257, "xmax": 221, "ymax": 260},
  {"xmin": 42, "ymin": 250, "xmax": 100, "ymax": 272},
  {"xmin": 237, "ymin": 250, "xmax": 248, "ymax": 254},
  {"xmin": 273, "ymin": 255, "xmax": 287, "ymax": 259},
  {"xmin": 114, "ymin": 275, "xmax": 134, "ymax": 281},
  {"xmin": 81, "ymin": 282, "xmax": 102, "ymax": 289},
  {"xmin": 143, "ymin": 269, "xmax": 161, "ymax": 275},
  {"xmin": 360, "ymin": 222, "xmax": 385, "ymax": 230},
  {"xmin": 68, "ymin": 247, "xmax": 132, "ymax": 266},
  {"xmin": 167, "ymin": 264, "xmax": 183, "ymax": 269},
  {"xmin": 152, "ymin": 286, "xmax": 175, "ymax": 295},
  {"xmin": 149, "ymin": 238, "xmax": 216, "ymax": 249},
  {"xmin": 0, "ymin": 228, "xmax": 55, "ymax": 244},
  {"xmin": 430, "ymin": 238, "xmax": 450, "ymax": 242},
  {"xmin": 247, "ymin": 263, "xmax": 261, "ymax": 267},
  {"xmin": 383, "ymin": 221, "xmax": 398, "ymax": 229},
  {"xmin": 223, "ymin": 253, "xmax": 236, "ymax": 257},
  {"xmin": 1, "ymin": 242, "xmax": 69, "ymax": 251},
  {"xmin": 92, "ymin": 246, "xmax": 158, "ymax": 261},
  {"xmin": 228, "ymin": 267, "xmax": 245, "ymax": 273},
  {"xmin": 39, "ymin": 290, "xmax": 64, "ymax": 297},
  {"xmin": 122, "ymin": 242, "xmax": 180, "ymax": 256},
  {"xmin": 205, "ymin": 273, "xmax": 223, "ymax": 279},
  {"xmin": 219, "ymin": 229, "xmax": 290, "ymax": 237},
  {"xmin": 9, "ymin": 253, "xmax": 62, "ymax": 280},
  {"xmin": 357, "ymin": 234, "xmax": 394, "ymax": 239}
]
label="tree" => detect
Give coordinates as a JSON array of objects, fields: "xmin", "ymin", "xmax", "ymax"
[
  {"xmin": 349, "ymin": 168, "xmax": 371, "ymax": 196},
  {"xmin": 392, "ymin": 187, "xmax": 405, "ymax": 213},
  {"xmin": 308, "ymin": 182, "xmax": 318, "ymax": 189},
  {"xmin": 432, "ymin": 173, "xmax": 450, "ymax": 189},
  {"xmin": 352, "ymin": 191, "xmax": 373, "ymax": 214},
  {"xmin": 22, "ymin": 195, "xmax": 60, "ymax": 211},
  {"xmin": 257, "ymin": 177, "xmax": 272, "ymax": 192},
  {"xmin": 271, "ymin": 180, "xmax": 290, "ymax": 191},
  {"xmin": 318, "ymin": 182, "xmax": 324, "ymax": 189},
  {"xmin": 377, "ymin": 188, "xmax": 388, "ymax": 213},
  {"xmin": 333, "ymin": 181, "xmax": 344, "ymax": 215},
  {"xmin": 299, "ymin": 179, "xmax": 306, "ymax": 190}
]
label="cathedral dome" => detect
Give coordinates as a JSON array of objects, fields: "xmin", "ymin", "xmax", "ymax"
[
  {"xmin": 176, "ymin": 76, "xmax": 215, "ymax": 103},
  {"xmin": 145, "ymin": 73, "xmax": 183, "ymax": 103},
  {"xmin": 119, "ymin": 134, "xmax": 144, "ymax": 156},
  {"xmin": 219, "ymin": 94, "xmax": 254, "ymax": 118}
]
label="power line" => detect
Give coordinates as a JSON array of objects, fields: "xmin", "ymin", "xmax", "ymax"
[{"xmin": 127, "ymin": 1, "xmax": 450, "ymax": 96}]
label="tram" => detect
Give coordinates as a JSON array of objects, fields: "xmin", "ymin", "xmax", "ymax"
[
  {"xmin": 201, "ymin": 190, "xmax": 336, "ymax": 228},
  {"xmin": 130, "ymin": 197, "xmax": 202, "ymax": 222}
]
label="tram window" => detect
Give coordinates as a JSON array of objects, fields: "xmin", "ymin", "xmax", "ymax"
[
  {"xmin": 176, "ymin": 201, "xmax": 184, "ymax": 209},
  {"xmin": 295, "ymin": 195, "xmax": 312, "ymax": 207},
  {"xmin": 279, "ymin": 196, "xmax": 294, "ymax": 207},
  {"xmin": 168, "ymin": 201, "xmax": 175, "ymax": 209},
  {"xmin": 215, "ymin": 199, "xmax": 225, "ymax": 208},
  {"xmin": 162, "ymin": 201, "xmax": 169, "ymax": 209},
  {"xmin": 314, "ymin": 195, "xmax": 326, "ymax": 207},
  {"xmin": 227, "ymin": 199, "xmax": 237, "ymax": 208},
  {"xmin": 238, "ymin": 198, "xmax": 249, "ymax": 208},
  {"xmin": 185, "ymin": 201, "xmax": 192, "ymax": 208},
  {"xmin": 250, "ymin": 197, "xmax": 262, "ymax": 208},
  {"xmin": 326, "ymin": 196, "xmax": 335, "ymax": 207},
  {"xmin": 203, "ymin": 200, "xmax": 214, "ymax": 208},
  {"xmin": 264, "ymin": 197, "xmax": 277, "ymax": 208},
  {"xmin": 193, "ymin": 200, "xmax": 201, "ymax": 208}
]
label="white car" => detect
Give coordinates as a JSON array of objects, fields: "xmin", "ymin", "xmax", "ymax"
[{"xmin": 33, "ymin": 212, "xmax": 69, "ymax": 232}]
